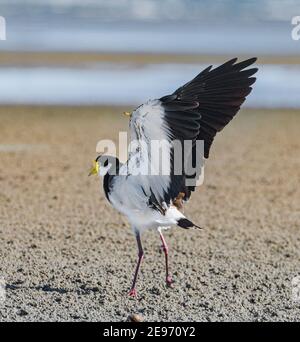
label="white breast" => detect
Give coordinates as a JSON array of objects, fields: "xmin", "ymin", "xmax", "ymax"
[{"xmin": 108, "ymin": 178, "xmax": 184, "ymax": 232}]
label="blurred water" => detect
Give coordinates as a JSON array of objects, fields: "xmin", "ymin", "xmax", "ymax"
[
  {"xmin": 0, "ymin": 63, "xmax": 299, "ymax": 108},
  {"xmin": 0, "ymin": 0, "xmax": 299, "ymax": 55},
  {"xmin": 0, "ymin": 1, "xmax": 298, "ymax": 108}
]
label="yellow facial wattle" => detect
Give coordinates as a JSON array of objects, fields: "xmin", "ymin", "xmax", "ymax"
[{"xmin": 88, "ymin": 160, "xmax": 99, "ymax": 176}]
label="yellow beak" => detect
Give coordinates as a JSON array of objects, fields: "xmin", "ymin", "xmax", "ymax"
[
  {"xmin": 123, "ymin": 111, "xmax": 131, "ymax": 117},
  {"xmin": 88, "ymin": 160, "xmax": 99, "ymax": 176}
]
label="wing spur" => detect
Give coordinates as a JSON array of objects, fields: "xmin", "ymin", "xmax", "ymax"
[{"xmin": 125, "ymin": 58, "xmax": 258, "ymax": 210}]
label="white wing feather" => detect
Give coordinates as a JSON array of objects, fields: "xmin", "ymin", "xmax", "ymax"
[{"xmin": 119, "ymin": 99, "xmax": 173, "ymax": 207}]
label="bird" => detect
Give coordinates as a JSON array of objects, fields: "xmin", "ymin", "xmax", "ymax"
[{"xmin": 89, "ymin": 57, "xmax": 258, "ymax": 297}]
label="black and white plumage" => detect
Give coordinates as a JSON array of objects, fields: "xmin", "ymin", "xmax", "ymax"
[{"xmin": 91, "ymin": 58, "xmax": 258, "ymax": 296}]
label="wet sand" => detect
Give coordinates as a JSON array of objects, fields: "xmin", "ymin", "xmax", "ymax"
[
  {"xmin": 0, "ymin": 106, "xmax": 299, "ymax": 321},
  {"xmin": 0, "ymin": 52, "xmax": 299, "ymax": 67}
]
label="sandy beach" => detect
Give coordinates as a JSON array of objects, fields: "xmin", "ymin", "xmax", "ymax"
[
  {"xmin": 1, "ymin": 51, "xmax": 300, "ymax": 67},
  {"xmin": 0, "ymin": 106, "xmax": 299, "ymax": 322}
]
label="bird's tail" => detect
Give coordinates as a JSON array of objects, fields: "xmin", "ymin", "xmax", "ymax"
[{"xmin": 177, "ymin": 218, "xmax": 202, "ymax": 230}]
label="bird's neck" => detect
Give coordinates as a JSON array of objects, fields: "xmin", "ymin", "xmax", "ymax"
[
  {"xmin": 102, "ymin": 158, "xmax": 120, "ymax": 201},
  {"xmin": 103, "ymin": 173, "xmax": 110, "ymax": 201}
]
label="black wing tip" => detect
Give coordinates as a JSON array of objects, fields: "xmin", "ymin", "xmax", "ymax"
[
  {"xmin": 177, "ymin": 218, "xmax": 202, "ymax": 230},
  {"xmin": 246, "ymin": 57, "xmax": 258, "ymax": 64},
  {"xmin": 248, "ymin": 67, "xmax": 259, "ymax": 76},
  {"xmin": 231, "ymin": 56, "xmax": 257, "ymax": 64},
  {"xmin": 235, "ymin": 57, "xmax": 258, "ymax": 70},
  {"xmin": 224, "ymin": 57, "xmax": 238, "ymax": 65},
  {"xmin": 221, "ymin": 57, "xmax": 257, "ymax": 71}
]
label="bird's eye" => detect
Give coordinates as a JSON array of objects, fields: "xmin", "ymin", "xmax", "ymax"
[{"xmin": 103, "ymin": 159, "xmax": 109, "ymax": 167}]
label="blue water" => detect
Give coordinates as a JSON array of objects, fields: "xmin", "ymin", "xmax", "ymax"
[
  {"xmin": 0, "ymin": 1, "xmax": 299, "ymax": 107},
  {"xmin": 0, "ymin": 63, "xmax": 299, "ymax": 108},
  {"xmin": 0, "ymin": 0, "xmax": 299, "ymax": 55}
]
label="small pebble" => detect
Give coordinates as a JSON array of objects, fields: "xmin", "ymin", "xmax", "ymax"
[{"xmin": 127, "ymin": 313, "xmax": 143, "ymax": 322}]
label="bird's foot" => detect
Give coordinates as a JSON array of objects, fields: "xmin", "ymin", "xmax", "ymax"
[
  {"xmin": 128, "ymin": 288, "xmax": 137, "ymax": 297},
  {"xmin": 166, "ymin": 275, "xmax": 174, "ymax": 288}
]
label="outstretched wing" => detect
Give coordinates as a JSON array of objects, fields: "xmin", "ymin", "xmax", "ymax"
[
  {"xmin": 170, "ymin": 57, "xmax": 257, "ymax": 158},
  {"xmin": 125, "ymin": 58, "xmax": 258, "ymax": 210},
  {"xmin": 162, "ymin": 57, "xmax": 258, "ymax": 195}
]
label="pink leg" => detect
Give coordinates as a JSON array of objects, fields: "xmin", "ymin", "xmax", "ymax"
[
  {"xmin": 159, "ymin": 230, "xmax": 173, "ymax": 287},
  {"xmin": 129, "ymin": 232, "xmax": 144, "ymax": 297}
]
